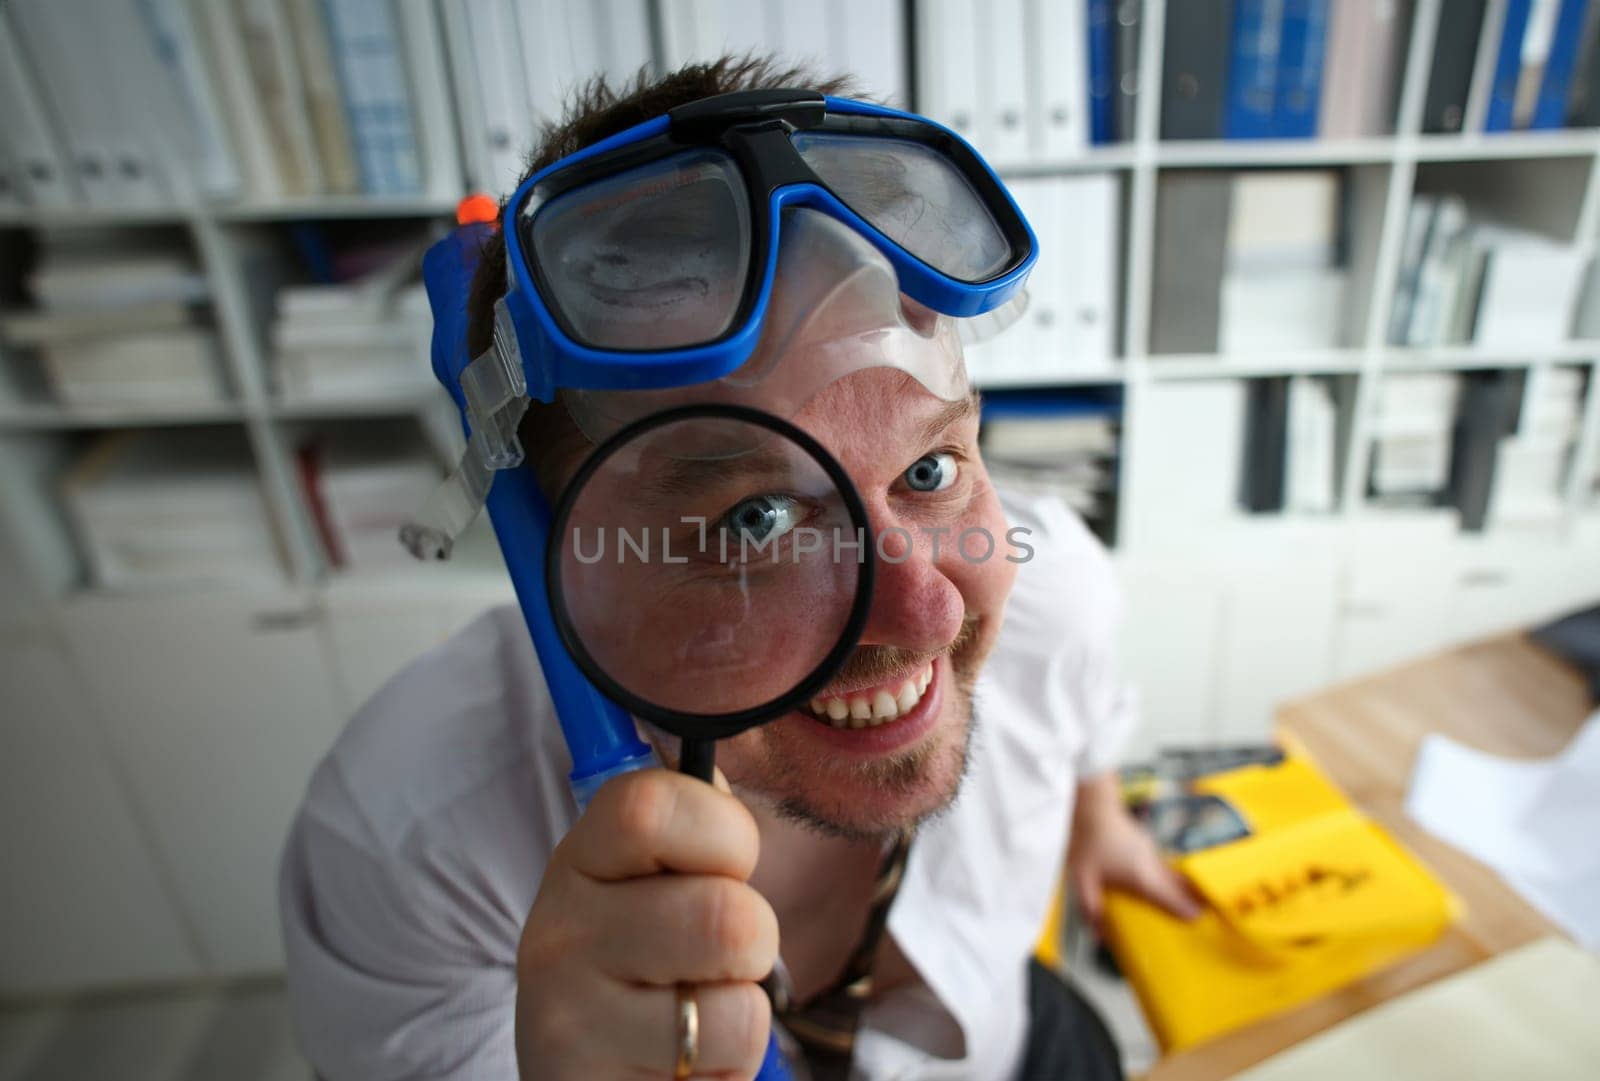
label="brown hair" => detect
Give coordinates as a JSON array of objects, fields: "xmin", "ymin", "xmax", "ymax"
[{"xmin": 466, "ymin": 54, "xmax": 860, "ymax": 494}]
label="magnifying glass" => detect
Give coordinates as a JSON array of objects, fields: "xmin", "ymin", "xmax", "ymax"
[{"xmin": 547, "ymin": 403, "xmax": 875, "ymax": 782}]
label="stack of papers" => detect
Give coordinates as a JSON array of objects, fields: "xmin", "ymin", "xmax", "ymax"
[
  {"xmin": 1369, "ymin": 373, "xmax": 1460, "ymax": 501},
  {"xmin": 1390, "ymin": 198, "xmax": 1588, "ymax": 348},
  {"xmin": 981, "ymin": 404, "xmax": 1119, "ymax": 534},
  {"xmin": 62, "ymin": 431, "xmax": 283, "ymax": 589},
  {"xmin": 1490, "ymin": 366, "xmax": 1587, "ymax": 526},
  {"xmin": 1220, "ymin": 171, "xmax": 1349, "ymax": 353},
  {"xmin": 299, "ymin": 423, "xmax": 443, "ymax": 574},
  {"xmin": 270, "ymin": 241, "xmax": 433, "ymax": 403},
  {"xmin": 1, "ymin": 233, "xmax": 222, "ymax": 408},
  {"xmin": 1406, "ymin": 714, "xmax": 1600, "ymax": 948}
]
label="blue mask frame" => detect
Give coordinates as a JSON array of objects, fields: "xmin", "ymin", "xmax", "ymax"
[{"xmin": 500, "ymin": 90, "xmax": 1038, "ymax": 404}]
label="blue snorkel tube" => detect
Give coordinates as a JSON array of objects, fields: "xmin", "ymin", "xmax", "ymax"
[
  {"xmin": 419, "ymin": 223, "xmax": 655, "ymax": 803},
  {"xmin": 418, "ymin": 224, "xmax": 793, "ymax": 1080}
]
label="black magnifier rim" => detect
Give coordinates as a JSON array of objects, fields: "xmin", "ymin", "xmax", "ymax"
[{"xmin": 545, "ymin": 402, "xmax": 877, "ymax": 741}]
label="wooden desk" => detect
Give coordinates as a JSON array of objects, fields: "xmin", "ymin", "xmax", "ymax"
[{"xmin": 1144, "ymin": 633, "xmax": 1592, "ymax": 1081}]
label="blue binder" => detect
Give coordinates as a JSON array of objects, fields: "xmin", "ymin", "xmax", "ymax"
[
  {"xmin": 1088, "ymin": 0, "xmax": 1117, "ymax": 144},
  {"xmin": 1532, "ymin": 0, "xmax": 1593, "ymax": 127},
  {"xmin": 1486, "ymin": 0, "xmax": 1535, "ymax": 131},
  {"xmin": 1224, "ymin": 0, "xmax": 1283, "ymax": 139},
  {"xmin": 1273, "ymin": 0, "xmax": 1329, "ymax": 138}
]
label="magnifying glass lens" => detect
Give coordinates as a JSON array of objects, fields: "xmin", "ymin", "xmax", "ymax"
[{"xmin": 549, "ymin": 409, "xmax": 870, "ymax": 738}]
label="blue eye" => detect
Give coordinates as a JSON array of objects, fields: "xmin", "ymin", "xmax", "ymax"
[
  {"xmin": 904, "ymin": 453, "xmax": 957, "ymax": 492},
  {"xmin": 721, "ymin": 494, "xmax": 804, "ymax": 545}
]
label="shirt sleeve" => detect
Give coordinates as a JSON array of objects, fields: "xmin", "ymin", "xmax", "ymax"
[
  {"xmin": 1024, "ymin": 493, "xmax": 1140, "ymax": 779},
  {"xmin": 1067, "ymin": 618, "xmax": 1139, "ymax": 779},
  {"xmin": 279, "ymin": 762, "xmax": 524, "ymax": 1081}
]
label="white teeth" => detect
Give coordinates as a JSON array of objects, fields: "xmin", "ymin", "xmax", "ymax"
[{"xmin": 807, "ymin": 662, "xmax": 937, "ymax": 729}]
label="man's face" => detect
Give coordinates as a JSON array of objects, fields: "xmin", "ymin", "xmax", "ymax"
[{"xmin": 710, "ymin": 368, "xmax": 1019, "ymax": 839}]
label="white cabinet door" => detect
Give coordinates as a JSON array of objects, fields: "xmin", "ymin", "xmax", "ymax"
[
  {"xmin": 1451, "ymin": 534, "xmax": 1599, "ymax": 636},
  {"xmin": 1333, "ymin": 514, "xmax": 1459, "ymax": 680},
  {"xmin": 1575, "ymin": 515, "xmax": 1600, "ymax": 602},
  {"xmin": 319, "ymin": 578, "xmax": 511, "ymax": 715},
  {"xmin": 59, "ymin": 589, "xmax": 346, "ymax": 975},
  {"xmin": 1213, "ymin": 551, "xmax": 1340, "ymax": 743},
  {"xmin": 1115, "ymin": 557, "xmax": 1227, "ymax": 752},
  {"xmin": 0, "ymin": 617, "xmax": 203, "ymax": 993}
]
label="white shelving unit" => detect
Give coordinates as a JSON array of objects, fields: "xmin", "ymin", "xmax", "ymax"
[
  {"xmin": 943, "ymin": 0, "xmax": 1600, "ymax": 752},
  {"xmin": 2, "ymin": 0, "xmax": 1600, "ymax": 999}
]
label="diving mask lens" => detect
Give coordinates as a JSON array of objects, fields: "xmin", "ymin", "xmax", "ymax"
[
  {"xmin": 791, "ymin": 131, "xmax": 1016, "ymax": 283},
  {"xmin": 530, "ymin": 149, "xmax": 753, "ymax": 350}
]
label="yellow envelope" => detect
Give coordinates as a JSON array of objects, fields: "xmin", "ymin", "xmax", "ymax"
[{"xmin": 1101, "ymin": 751, "xmax": 1461, "ymax": 1052}]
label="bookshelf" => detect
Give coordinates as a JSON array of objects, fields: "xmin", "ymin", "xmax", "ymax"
[
  {"xmin": 3, "ymin": 0, "xmax": 1600, "ymax": 996},
  {"xmin": 0, "ymin": 0, "xmax": 1592, "ymax": 694},
  {"xmin": 0, "ymin": 0, "xmax": 1587, "ymax": 694}
]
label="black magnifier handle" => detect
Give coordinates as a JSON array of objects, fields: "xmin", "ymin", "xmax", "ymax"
[{"xmin": 679, "ymin": 737, "xmax": 717, "ymax": 783}]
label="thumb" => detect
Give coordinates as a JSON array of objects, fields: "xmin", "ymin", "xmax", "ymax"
[{"xmin": 1141, "ymin": 863, "xmax": 1204, "ymax": 921}]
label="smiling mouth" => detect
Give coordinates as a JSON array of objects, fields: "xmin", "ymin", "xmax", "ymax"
[{"xmin": 804, "ymin": 662, "xmax": 935, "ymax": 729}]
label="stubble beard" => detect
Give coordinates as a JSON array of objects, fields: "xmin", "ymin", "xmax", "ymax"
[{"xmin": 748, "ymin": 618, "xmax": 989, "ymax": 843}]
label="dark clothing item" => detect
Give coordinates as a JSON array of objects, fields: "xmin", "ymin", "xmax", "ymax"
[
  {"xmin": 1015, "ymin": 959, "xmax": 1125, "ymax": 1081},
  {"xmin": 1531, "ymin": 604, "xmax": 1600, "ymax": 703}
]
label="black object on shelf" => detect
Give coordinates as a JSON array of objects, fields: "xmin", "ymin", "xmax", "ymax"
[
  {"xmin": 1160, "ymin": 0, "xmax": 1234, "ymax": 139},
  {"xmin": 1531, "ymin": 603, "xmax": 1600, "ymax": 704},
  {"xmin": 1446, "ymin": 368, "xmax": 1521, "ymax": 531},
  {"xmin": 1241, "ymin": 377, "xmax": 1290, "ymax": 513},
  {"xmin": 1421, "ymin": 0, "xmax": 1489, "ymax": 133}
]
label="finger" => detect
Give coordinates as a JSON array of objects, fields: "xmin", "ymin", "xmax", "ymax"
[
  {"xmin": 562, "ymin": 769, "xmax": 760, "ymax": 882},
  {"xmin": 1140, "ymin": 863, "xmax": 1204, "ymax": 921},
  {"xmin": 1072, "ymin": 868, "xmax": 1105, "ymax": 933},
  {"xmin": 612, "ymin": 981, "xmax": 771, "ymax": 1080},
  {"xmin": 590, "ymin": 875, "xmax": 779, "ymax": 985}
]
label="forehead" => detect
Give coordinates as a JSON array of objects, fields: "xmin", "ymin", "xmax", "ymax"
[{"xmin": 791, "ymin": 368, "xmax": 979, "ymax": 475}]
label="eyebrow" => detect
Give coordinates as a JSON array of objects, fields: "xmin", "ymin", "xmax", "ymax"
[
  {"xmin": 632, "ymin": 391, "xmax": 983, "ymax": 505},
  {"xmin": 918, "ymin": 391, "xmax": 982, "ymax": 448},
  {"xmin": 635, "ymin": 443, "xmax": 797, "ymax": 506}
]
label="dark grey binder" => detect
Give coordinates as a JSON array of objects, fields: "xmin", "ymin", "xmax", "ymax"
[
  {"xmin": 1422, "ymin": 0, "xmax": 1489, "ymax": 133},
  {"xmin": 1160, "ymin": 0, "xmax": 1233, "ymax": 139},
  {"xmin": 1241, "ymin": 377, "xmax": 1290, "ymax": 513},
  {"xmin": 1150, "ymin": 170, "xmax": 1232, "ymax": 354},
  {"xmin": 1446, "ymin": 368, "xmax": 1520, "ymax": 531},
  {"xmin": 1567, "ymin": 0, "xmax": 1600, "ymax": 126}
]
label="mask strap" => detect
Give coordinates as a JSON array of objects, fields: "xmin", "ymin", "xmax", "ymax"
[{"xmin": 401, "ymin": 298, "xmax": 530, "ymax": 560}]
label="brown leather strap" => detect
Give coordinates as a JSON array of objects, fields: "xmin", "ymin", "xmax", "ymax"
[{"xmin": 772, "ymin": 829, "xmax": 914, "ymax": 1081}]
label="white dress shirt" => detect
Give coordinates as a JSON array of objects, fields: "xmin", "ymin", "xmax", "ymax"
[{"xmin": 280, "ymin": 489, "xmax": 1136, "ymax": 1080}]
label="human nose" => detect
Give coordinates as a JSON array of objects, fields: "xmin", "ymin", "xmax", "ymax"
[{"xmin": 857, "ymin": 515, "xmax": 965, "ymax": 652}]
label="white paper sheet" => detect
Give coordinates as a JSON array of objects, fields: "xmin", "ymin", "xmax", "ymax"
[
  {"xmin": 1405, "ymin": 713, "xmax": 1600, "ymax": 948},
  {"xmin": 1230, "ymin": 937, "xmax": 1600, "ymax": 1081}
]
